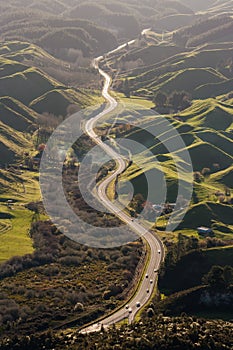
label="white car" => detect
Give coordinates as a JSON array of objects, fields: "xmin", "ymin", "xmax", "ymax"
[
  {"xmin": 136, "ymin": 302, "xmax": 140, "ymax": 307},
  {"xmin": 158, "ymin": 250, "xmax": 161, "ymax": 254},
  {"xmin": 154, "ymin": 269, "xmax": 158, "ymax": 273},
  {"xmin": 145, "ymin": 274, "xmax": 148, "ymax": 278},
  {"xmin": 146, "ymin": 288, "xmax": 150, "ymax": 293},
  {"xmin": 128, "ymin": 307, "xmax": 132, "ymax": 313},
  {"xmin": 125, "ymin": 304, "xmax": 129, "ymax": 309},
  {"xmin": 150, "ymin": 279, "xmax": 153, "ymax": 284}
]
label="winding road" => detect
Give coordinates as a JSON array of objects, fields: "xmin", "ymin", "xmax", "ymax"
[{"xmin": 81, "ymin": 32, "xmax": 164, "ymax": 333}]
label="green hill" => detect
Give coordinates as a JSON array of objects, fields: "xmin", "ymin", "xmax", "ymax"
[
  {"xmin": 118, "ymin": 59, "xmax": 230, "ymax": 98},
  {"xmin": 30, "ymin": 88, "xmax": 91, "ymax": 116},
  {"xmin": 0, "ymin": 57, "xmax": 26, "ymax": 77},
  {"xmin": 0, "ymin": 96, "xmax": 38, "ymax": 123},
  {"xmin": 178, "ymin": 141, "xmax": 232, "ymax": 170},
  {"xmin": 118, "ymin": 44, "xmax": 184, "ymax": 66},
  {"xmin": 152, "ymin": 68, "xmax": 226, "ymax": 95},
  {"xmin": 211, "ymin": 165, "xmax": 233, "ymax": 188},
  {"xmin": 0, "ymin": 66, "xmax": 60, "ymax": 105},
  {"xmin": 159, "ymin": 245, "xmax": 233, "ymax": 294},
  {"xmin": 1, "ymin": 41, "xmax": 61, "ymax": 64},
  {"xmin": 0, "ymin": 41, "xmax": 98, "ymax": 167},
  {"xmin": 0, "ymin": 47, "xmax": 96, "ymax": 116},
  {"xmin": 179, "ymin": 99, "xmax": 233, "ymax": 130},
  {"xmin": 178, "ymin": 202, "xmax": 233, "ymax": 229},
  {"xmin": 0, "ymin": 119, "xmax": 32, "ymax": 165},
  {"xmin": 0, "ymin": 101, "xmax": 36, "ymax": 132},
  {"xmin": 195, "ymin": 78, "xmax": 233, "ymax": 99},
  {"xmin": 152, "ymin": 13, "xmax": 195, "ymax": 31}
]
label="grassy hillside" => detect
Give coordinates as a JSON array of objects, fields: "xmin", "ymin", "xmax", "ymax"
[
  {"xmin": 0, "ymin": 170, "xmax": 43, "ymax": 263},
  {"xmin": 114, "ymin": 47, "xmax": 233, "ymax": 98},
  {"xmin": 179, "ymin": 99, "xmax": 233, "ymax": 130},
  {"xmin": 101, "ymin": 3, "xmax": 233, "ymax": 243},
  {"xmin": 108, "ymin": 97, "xmax": 233, "ymax": 235},
  {"xmin": 0, "ymin": 0, "xmax": 195, "ymax": 60},
  {"xmin": 0, "ymin": 46, "xmax": 96, "ymax": 164},
  {"xmin": 0, "ymin": 120, "xmax": 32, "ymax": 165},
  {"xmin": 151, "ymin": 68, "xmax": 226, "ymax": 95},
  {"xmin": 0, "ymin": 41, "xmax": 99, "ymax": 111},
  {"xmin": 29, "ymin": 88, "xmax": 91, "ymax": 116},
  {"xmin": 0, "ymin": 1, "xmax": 232, "ymax": 345},
  {"xmin": 178, "ymin": 202, "xmax": 233, "ymax": 229},
  {"xmin": 211, "ymin": 165, "xmax": 233, "ymax": 188},
  {"xmin": 159, "ymin": 246, "xmax": 233, "ymax": 294},
  {"xmin": 195, "ymin": 78, "xmax": 233, "ymax": 99}
]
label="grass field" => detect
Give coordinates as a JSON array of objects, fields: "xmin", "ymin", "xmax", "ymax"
[{"xmin": 0, "ymin": 171, "xmax": 45, "ymax": 263}]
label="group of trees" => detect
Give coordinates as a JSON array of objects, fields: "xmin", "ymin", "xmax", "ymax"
[
  {"xmin": 203, "ymin": 265, "xmax": 233, "ymax": 291},
  {"xmin": 0, "ymin": 8, "xmax": 118, "ymax": 60},
  {"xmin": 163, "ymin": 233, "xmax": 200, "ymax": 270},
  {"xmin": 153, "ymin": 90, "xmax": 191, "ymax": 112},
  {"xmin": 0, "ymin": 164, "xmax": 145, "ymax": 336},
  {"xmin": 193, "ymin": 163, "xmax": 222, "ymax": 182},
  {"xmin": 0, "ymin": 218, "xmax": 143, "ymax": 335},
  {"xmin": 1, "ymin": 315, "xmax": 232, "ymax": 350}
]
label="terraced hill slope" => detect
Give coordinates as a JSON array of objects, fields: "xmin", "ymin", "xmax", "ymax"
[{"xmin": 0, "ymin": 41, "xmax": 98, "ymax": 167}]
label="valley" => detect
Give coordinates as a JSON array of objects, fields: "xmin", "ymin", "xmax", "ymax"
[{"xmin": 0, "ymin": 1, "xmax": 232, "ymax": 349}]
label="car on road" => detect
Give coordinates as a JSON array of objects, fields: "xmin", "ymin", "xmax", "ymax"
[
  {"xmin": 145, "ymin": 274, "xmax": 148, "ymax": 278},
  {"xmin": 128, "ymin": 307, "xmax": 132, "ymax": 313},
  {"xmin": 158, "ymin": 249, "xmax": 161, "ymax": 254},
  {"xmin": 146, "ymin": 288, "xmax": 149, "ymax": 293},
  {"xmin": 125, "ymin": 304, "xmax": 129, "ymax": 309},
  {"xmin": 136, "ymin": 302, "xmax": 140, "ymax": 307},
  {"xmin": 150, "ymin": 279, "xmax": 153, "ymax": 284},
  {"xmin": 154, "ymin": 269, "xmax": 158, "ymax": 273}
]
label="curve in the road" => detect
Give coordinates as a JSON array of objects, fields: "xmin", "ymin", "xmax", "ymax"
[{"xmin": 81, "ymin": 34, "xmax": 164, "ymax": 333}]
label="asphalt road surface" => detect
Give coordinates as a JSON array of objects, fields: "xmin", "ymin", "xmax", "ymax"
[{"xmin": 81, "ymin": 32, "xmax": 164, "ymax": 333}]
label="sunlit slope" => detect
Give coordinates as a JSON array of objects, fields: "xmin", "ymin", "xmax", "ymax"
[
  {"xmin": 0, "ymin": 41, "xmax": 60, "ymax": 63},
  {"xmin": 123, "ymin": 66, "xmax": 228, "ymax": 97},
  {"xmin": 178, "ymin": 99, "xmax": 233, "ymax": 130},
  {"xmin": 211, "ymin": 165, "xmax": 233, "ymax": 188},
  {"xmin": 0, "ymin": 42, "xmax": 96, "ymax": 115},
  {"xmin": 0, "ymin": 96, "xmax": 38, "ymax": 130},
  {"xmin": 0, "ymin": 95, "xmax": 38, "ymax": 164},
  {"xmin": 30, "ymin": 88, "xmax": 91, "ymax": 116},
  {"xmin": 0, "ymin": 119, "xmax": 32, "ymax": 165},
  {"xmin": 124, "ymin": 47, "xmax": 233, "ymax": 78},
  {"xmin": 0, "ymin": 66, "xmax": 62, "ymax": 105},
  {"xmin": 0, "ymin": 41, "xmax": 97, "ymax": 166},
  {"xmin": 194, "ymin": 78, "xmax": 233, "ymax": 99},
  {"xmin": 115, "ymin": 44, "xmax": 233, "ymax": 99},
  {"xmin": 178, "ymin": 202, "xmax": 233, "ymax": 229},
  {"xmin": 117, "ymin": 99, "xmax": 233, "ymax": 232}
]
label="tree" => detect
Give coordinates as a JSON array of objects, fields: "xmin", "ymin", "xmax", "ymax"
[
  {"xmin": 187, "ymin": 236, "xmax": 199, "ymax": 251},
  {"xmin": 223, "ymin": 266, "xmax": 233, "ymax": 286},
  {"xmin": 153, "ymin": 92, "xmax": 167, "ymax": 107},
  {"xmin": 169, "ymin": 91, "xmax": 191, "ymax": 112},
  {"xmin": 203, "ymin": 265, "xmax": 227, "ymax": 291},
  {"xmin": 131, "ymin": 193, "xmax": 145, "ymax": 213},
  {"xmin": 123, "ymin": 78, "xmax": 131, "ymax": 98},
  {"xmin": 176, "ymin": 233, "xmax": 186, "ymax": 260},
  {"xmin": 201, "ymin": 167, "xmax": 211, "ymax": 178},
  {"xmin": 193, "ymin": 171, "xmax": 203, "ymax": 183}
]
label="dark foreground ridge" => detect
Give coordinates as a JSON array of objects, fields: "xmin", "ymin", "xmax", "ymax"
[{"xmin": 0, "ymin": 315, "xmax": 232, "ymax": 350}]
